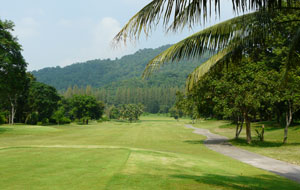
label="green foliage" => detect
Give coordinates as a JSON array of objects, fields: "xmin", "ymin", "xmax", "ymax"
[
  {"xmin": 63, "ymin": 86, "xmax": 179, "ymax": 113},
  {"xmin": 51, "ymin": 106, "xmax": 71, "ymax": 125},
  {"xmin": 174, "ymin": 91, "xmax": 198, "ymax": 120},
  {"xmin": 169, "ymin": 106, "xmax": 183, "ymax": 120},
  {"xmin": 69, "ymin": 95, "xmax": 105, "ymax": 124},
  {"xmin": 32, "ymin": 45, "xmax": 209, "ymax": 90},
  {"xmin": 106, "ymin": 105, "xmax": 120, "ymax": 119},
  {"xmin": 25, "ymin": 112, "xmax": 39, "ymax": 125},
  {"xmin": 119, "ymin": 104, "xmax": 144, "ymax": 122},
  {"xmin": 27, "ymin": 81, "xmax": 61, "ymax": 122},
  {"xmin": 0, "ymin": 112, "xmax": 6, "ymax": 124},
  {"xmin": 0, "ymin": 19, "xmax": 28, "ymax": 124}
]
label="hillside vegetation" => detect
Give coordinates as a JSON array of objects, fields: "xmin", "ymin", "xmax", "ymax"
[{"xmin": 32, "ymin": 45, "xmax": 210, "ymax": 90}]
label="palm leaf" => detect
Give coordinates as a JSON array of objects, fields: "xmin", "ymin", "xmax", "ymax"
[
  {"xmin": 113, "ymin": 0, "xmax": 289, "ymax": 45},
  {"xmin": 142, "ymin": 11, "xmax": 266, "ymax": 77}
]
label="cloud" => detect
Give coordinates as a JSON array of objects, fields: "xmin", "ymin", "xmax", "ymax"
[
  {"xmin": 93, "ymin": 17, "xmax": 121, "ymax": 44},
  {"xmin": 58, "ymin": 17, "xmax": 134, "ymax": 67},
  {"xmin": 14, "ymin": 17, "xmax": 39, "ymax": 39}
]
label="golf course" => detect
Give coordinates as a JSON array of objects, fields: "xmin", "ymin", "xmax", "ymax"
[{"xmin": 1, "ymin": 115, "xmax": 299, "ymax": 190}]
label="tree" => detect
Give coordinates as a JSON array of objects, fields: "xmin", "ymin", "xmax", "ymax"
[
  {"xmin": 106, "ymin": 105, "xmax": 120, "ymax": 119},
  {"xmin": 119, "ymin": 104, "xmax": 144, "ymax": 122},
  {"xmin": 0, "ymin": 19, "xmax": 28, "ymax": 124},
  {"xmin": 174, "ymin": 91, "xmax": 198, "ymax": 123},
  {"xmin": 27, "ymin": 81, "xmax": 61, "ymax": 124},
  {"xmin": 69, "ymin": 95, "xmax": 105, "ymax": 124},
  {"xmin": 51, "ymin": 102, "xmax": 71, "ymax": 125},
  {"xmin": 280, "ymin": 68, "xmax": 300, "ymax": 143}
]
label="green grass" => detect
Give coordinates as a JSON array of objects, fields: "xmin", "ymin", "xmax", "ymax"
[
  {"xmin": 0, "ymin": 116, "xmax": 299, "ymax": 190},
  {"xmin": 193, "ymin": 119, "xmax": 300, "ymax": 165}
]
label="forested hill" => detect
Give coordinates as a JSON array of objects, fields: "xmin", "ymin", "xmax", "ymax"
[{"xmin": 32, "ymin": 45, "xmax": 210, "ymax": 90}]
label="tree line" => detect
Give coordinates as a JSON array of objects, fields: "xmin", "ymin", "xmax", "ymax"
[{"xmin": 62, "ymin": 85, "xmax": 181, "ymax": 114}]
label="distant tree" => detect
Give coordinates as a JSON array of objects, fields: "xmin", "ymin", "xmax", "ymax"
[
  {"xmin": 169, "ymin": 106, "xmax": 183, "ymax": 121},
  {"xmin": 27, "ymin": 81, "xmax": 61, "ymax": 124},
  {"xmin": 174, "ymin": 91, "xmax": 198, "ymax": 123},
  {"xmin": 119, "ymin": 104, "xmax": 144, "ymax": 122},
  {"xmin": 51, "ymin": 104, "xmax": 71, "ymax": 125},
  {"xmin": 64, "ymin": 86, "xmax": 73, "ymax": 98},
  {"xmin": 0, "ymin": 19, "xmax": 28, "ymax": 124},
  {"xmin": 69, "ymin": 95, "xmax": 105, "ymax": 124},
  {"xmin": 85, "ymin": 85, "xmax": 92, "ymax": 96},
  {"xmin": 106, "ymin": 105, "xmax": 120, "ymax": 119}
]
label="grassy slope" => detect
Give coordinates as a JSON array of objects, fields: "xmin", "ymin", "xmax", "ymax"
[
  {"xmin": 0, "ymin": 116, "xmax": 299, "ymax": 190},
  {"xmin": 193, "ymin": 120, "xmax": 300, "ymax": 165}
]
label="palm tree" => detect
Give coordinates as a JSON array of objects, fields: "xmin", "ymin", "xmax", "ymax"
[{"xmin": 114, "ymin": 0, "xmax": 300, "ymax": 89}]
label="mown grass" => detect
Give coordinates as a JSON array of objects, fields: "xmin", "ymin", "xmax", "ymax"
[
  {"xmin": 193, "ymin": 119, "xmax": 300, "ymax": 165},
  {"xmin": 0, "ymin": 115, "xmax": 299, "ymax": 189}
]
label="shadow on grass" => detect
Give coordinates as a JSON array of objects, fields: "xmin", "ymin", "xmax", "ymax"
[
  {"xmin": 0, "ymin": 127, "xmax": 13, "ymax": 134},
  {"xmin": 171, "ymin": 173, "xmax": 300, "ymax": 190},
  {"xmin": 184, "ymin": 140, "xmax": 205, "ymax": 144},
  {"xmin": 229, "ymin": 138, "xmax": 300, "ymax": 147}
]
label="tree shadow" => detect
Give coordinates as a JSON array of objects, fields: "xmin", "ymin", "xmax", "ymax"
[
  {"xmin": 184, "ymin": 139, "xmax": 229, "ymax": 145},
  {"xmin": 229, "ymin": 138, "xmax": 300, "ymax": 147},
  {"xmin": 171, "ymin": 173, "xmax": 300, "ymax": 190},
  {"xmin": 0, "ymin": 127, "xmax": 12, "ymax": 134},
  {"xmin": 184, "ymin": 140, "xmax": 205, "ymax": 144}
]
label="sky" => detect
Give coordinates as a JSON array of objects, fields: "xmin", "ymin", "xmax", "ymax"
[{"xmin": 0, "ymin": 0, "xmax": 236, "ymax": 71}]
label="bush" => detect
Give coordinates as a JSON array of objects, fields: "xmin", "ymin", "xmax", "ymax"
[
  {"xmin": 41, "ymin": 118, "xmax": 49, "ymax": 125},
  {"xmin": 0, "ymin": 112, "xmax": 6, "ymax": 124},
  {"xmin": 61, "ymin": 117, "xmax": 71, "ymax": 124},
  {"xmin": 25, "ymin": 112, "xmax": 39, "ymax": 125},
  {"xmin": 98, "ymin": 116, "xmax": 110, "ymax": 122}
]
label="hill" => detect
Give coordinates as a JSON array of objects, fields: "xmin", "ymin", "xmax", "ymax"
[{"xmin": 32, "ymin": 45, "xmax": 210, "ymax": 90}]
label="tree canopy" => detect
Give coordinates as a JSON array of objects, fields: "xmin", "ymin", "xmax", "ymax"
[{"xmin": 0, "ymin": 19, "xmax": 28, "ymax": 124}]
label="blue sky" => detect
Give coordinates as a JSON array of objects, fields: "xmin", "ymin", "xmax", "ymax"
[{"xmin": 0, "ymin": 0, "xmax": 235, "ymax": 71}]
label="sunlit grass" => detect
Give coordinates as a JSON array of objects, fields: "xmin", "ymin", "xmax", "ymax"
[{"xmin": 0, "ymin": 115, "xmax": 299, "ymax": 189}]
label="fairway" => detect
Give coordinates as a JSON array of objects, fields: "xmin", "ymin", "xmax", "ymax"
[{"xmin": 0, "ymin": 116, "xmax": 299, "ymax": 190}]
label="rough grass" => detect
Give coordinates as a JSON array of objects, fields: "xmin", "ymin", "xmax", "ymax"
[
  {"xmin": 0, "ymin": 115, "xmax": 299, "ymax": 190},
  {"xmin": 193, "ymin": 119, "xmax": 300, "ymax": 165}
]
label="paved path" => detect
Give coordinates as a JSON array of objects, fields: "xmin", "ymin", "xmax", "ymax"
[{"xmin": 185, "ymin": 124, "xmax": 300, "ymax": 183}]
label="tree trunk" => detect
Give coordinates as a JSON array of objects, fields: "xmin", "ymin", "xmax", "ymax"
[
  {"xmin": 261, "ymin": 125, "xmax": 265, "ymax": 142},
  {"xmin": 10, "ymin": 98, "xmax": 17, "ymax": 125},
  {"xmin": 235, "ymin": 116, "xmax": 244, "ymax": 139},
  {"xmin": 244, "ymin": 112, "xmax": 251, "ymax": 144},
  {"xmin": 284, "ymin": 101, "xmax": 293, "ymax": 144}
]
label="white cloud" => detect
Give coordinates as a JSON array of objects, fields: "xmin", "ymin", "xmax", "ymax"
[
  {"xmin": 57, "ymin": 17, "xmax": 134, "ymax": 67},
  {"xmin": 93, "ymin": 17, "xmax": 121, "ymax": 44},
  {"xmin": 14, "ymin": 17, "xmax": 39, "ymax": 39}
]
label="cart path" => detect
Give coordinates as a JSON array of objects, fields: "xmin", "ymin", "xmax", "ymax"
[{"xmin": 185, "ymin": 124, "xmax": 300, "ymax": 183}]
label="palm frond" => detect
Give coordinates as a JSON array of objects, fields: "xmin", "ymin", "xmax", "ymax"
[
  {"xmin": 142, "ymin": 11, "xmax": 266, "ymax": 77},
  {"xmin": 113, "ymin": 0, "xmax": 222, "ymax": 45},
  {"xmin": 185, "ymin": 44, "xmax": 244, "ymax": 91},
  {"xmin": 113, "ymin": 0, "xmax": 291, "ymax": 45}
]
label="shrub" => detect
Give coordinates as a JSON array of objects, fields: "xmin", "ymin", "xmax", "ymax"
[
  {"xmin": 0, "ymin": 112, "xmax": 6, "ymax": 124},
  {"xmin": 25, "ymin": 112, "xmax": 39, "ymax": 125}
]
